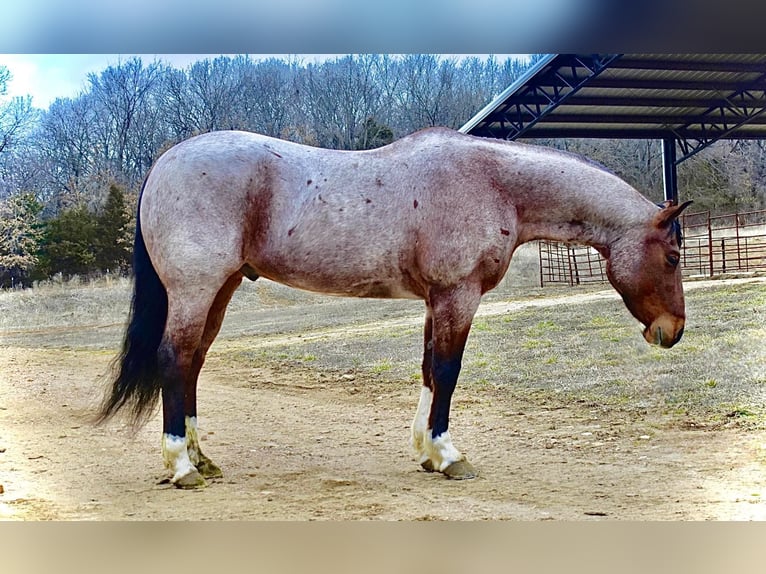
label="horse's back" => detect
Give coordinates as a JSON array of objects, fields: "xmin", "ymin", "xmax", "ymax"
[{"xmin": 140, "ymin": 129, "xmax": 518, "ymax": 299}]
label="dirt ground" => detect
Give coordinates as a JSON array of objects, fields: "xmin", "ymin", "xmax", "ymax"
[{"xmin": 1, "ymin": 278, "xmax": 765, "ymax": 521}]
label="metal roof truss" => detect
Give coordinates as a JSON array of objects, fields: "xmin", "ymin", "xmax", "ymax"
[
  {"xmin": 672, "ymin": 71, "xmax": 766, "ymax": 163},
  {"xmin": 488, "ymin": 54, "xmax": 622, "ymax": 141},
  {"xmin": 463, "ymin": 54, "xmax": 766, "ymax": 159}
]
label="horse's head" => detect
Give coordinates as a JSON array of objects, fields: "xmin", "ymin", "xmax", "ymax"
[{"xmin": 605, "ymin": 200, "xmax": 693, "ymax": 348}]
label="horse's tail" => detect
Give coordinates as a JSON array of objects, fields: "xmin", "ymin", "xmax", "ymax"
[{"xmin": 96, "ymin": 187, "xmax": 167, "ymax": 427}]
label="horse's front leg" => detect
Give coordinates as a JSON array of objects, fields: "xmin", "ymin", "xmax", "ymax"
[{"xmin": 411, "ymin": 284, "xmax": 481, "ymax": 480}]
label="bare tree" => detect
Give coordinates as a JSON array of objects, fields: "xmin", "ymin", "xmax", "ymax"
[
  {"xmin": 0, "ymin": 65, "xmax": 39, "ymax": 165},
  {"xmin": 185, "ymin": 57, "xmax": 246, "ymax": 132},
  {"xmin": 679, "ymin": 140, "xmax": 766, "ymax": 213},
  {"xmin": 87, "ymin": 58, "xmax": 163, "ymax": 180},
  {"xmin": 237, "ymin": 57, "xmax": 299, "ymax": 138},
  {"xmin": 0, "ymin": 66, "xmax": 41, "ymax": 203},
  {"xmin": 0, "ymin": 95, "xmax": 36, "ymax": 156},
  {"xmin": 157, "ymin": 66, "xmax": 198, "ymax": 141},
  {"xmin": 298, "ymin": 55, "xmax": 391, "ymax": 149},
  {"xmin": 0, "ymin": 66, "xmax": 9, "ymax": 95},
  {"xmin": 34, "ymin": 96, "xmax": 99, "ymax": 207},
  {"xmin": 394, "ymin": 54, "xmax": 457, "ymax": 131}
]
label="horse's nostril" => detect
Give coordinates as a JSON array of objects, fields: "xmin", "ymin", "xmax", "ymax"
[{"xmin": 672, "ymin": 326, "xmax": 685, "ymax": 346}]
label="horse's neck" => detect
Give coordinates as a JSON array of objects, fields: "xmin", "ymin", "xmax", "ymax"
[{"xmin": 508, "ymin": 151, "xmax": 654, "ymax": 251}]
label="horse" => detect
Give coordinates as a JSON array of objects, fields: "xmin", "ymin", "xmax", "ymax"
[{"xmin": 97, "ymin": 127, "xmax": 692, "ymax": 489}]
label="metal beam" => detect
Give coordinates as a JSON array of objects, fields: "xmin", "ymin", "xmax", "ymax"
[
  {"xmin": 509, "ymin": 95, "xmax": 766, "ymax": 109},
  {"xmin": 497, "ymin": 127, "xmax": 766, "ymax": 140},
  {"xmin": 608, "ymin": 58, "xmax": 766, "ymax": 74},
  {"xmin": 526, "ymin": 113, "xmax": 766, "ymax": 125},
  {"xmin": 581, "ymin": 77, "xmax": 766, "ymax": 91},
  {"xmin": 671, "ymin": 71, "xmax": 766, "ymax": 162},
  {"xmin": 472, "ymin": 54, "xmax": 622, "ymax": 140},
  {"xmin": 662, "ymin": 137, "xmax": 678, "ymax": 203}
]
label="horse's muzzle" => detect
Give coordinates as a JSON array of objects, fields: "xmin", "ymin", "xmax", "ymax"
[{"xmin": 643, "ymin": 316, "xmax": 685, "ymax": 348}]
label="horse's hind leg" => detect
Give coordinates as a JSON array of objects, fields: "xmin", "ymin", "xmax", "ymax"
[
  {"xmin": 412, "ymin": 283, "xmax": 481, "ymax": 479},
  {"xmin": 159, "ymin": 278, "xmax": 238, "ymax": 489},
  {"xmin": 159, "ymin": 313, "xmax": 207, "ymax": 489},
  {"xmin": 184, "ymin": 273, "xmax": 244, "ymax": 480}
]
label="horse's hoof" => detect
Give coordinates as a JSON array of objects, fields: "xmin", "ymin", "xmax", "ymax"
[
  {"xmin": 196, "ymin": 457, "xmax": 223, "ymax": 479},
  {"xmin": 173, "ymin": 469, "xmax": 208, "ymax": 489},
  {"xmin": 443, "ymin": 459, "xmax": 478, "ymax": 480},
  {"xmin": 420, "ymin": 459, "xmax": 436, "ymax": 473}
]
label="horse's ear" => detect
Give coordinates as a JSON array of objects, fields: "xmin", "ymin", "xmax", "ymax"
[{"xmin": 654, "ymin": 200, "xmax": 693, "ymax": 228}]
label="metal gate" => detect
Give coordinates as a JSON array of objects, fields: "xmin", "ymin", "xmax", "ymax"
[
  {"xmin": 680, "ymin": 209, "xmax": 766, "ymax": 278},
  {"xmin": 538, "ymin": 241, "xmax": 607, "ymax": 286},
  {"xmin": 538, "ymin": 209, "xmax": 766, "ymax": 286}
]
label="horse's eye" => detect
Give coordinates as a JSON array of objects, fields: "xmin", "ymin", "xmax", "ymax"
[{"xmin": 666, "ymin": 254, "xmax": 680, "ymax": 267}]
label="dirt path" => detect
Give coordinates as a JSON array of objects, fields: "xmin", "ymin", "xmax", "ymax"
[{"xmin": 1, "ymin": 281, "xmax": 765, "ymax": 520}]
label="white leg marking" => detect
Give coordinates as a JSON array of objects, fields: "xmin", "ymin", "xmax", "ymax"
[
  {"xmin": 428, "ymin": 431, "xmax": 464, "ymax": 472},
  {"xmin": 185, "ymin": 416, "xmax": 200, "ymax": 466},
  {"xmin": 411, "ymin": 386, "xmax": 432, "ymax": 465},
  {"xmin": 162, "ymin": 433, "xmax": 196, "ymax": 483},
  {"xmin": 411, "ymin": 386, "xmax": 465, "ymax": 471}
]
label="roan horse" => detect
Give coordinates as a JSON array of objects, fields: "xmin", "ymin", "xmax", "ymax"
[{"xmin": 97, "ymin": 128, "xmax": 691, "ymax": 488}]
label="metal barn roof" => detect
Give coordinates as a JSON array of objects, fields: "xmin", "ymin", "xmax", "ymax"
[{"xmin": 460, "ymin": 54, "xmax": 766, "ymax": 164}]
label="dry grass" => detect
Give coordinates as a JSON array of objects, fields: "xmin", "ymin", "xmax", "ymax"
[{"xmin": 0, "ymin": 274, "xmax": 133, "ymax": 332}]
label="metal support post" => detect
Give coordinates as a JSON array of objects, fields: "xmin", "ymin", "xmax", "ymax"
[{"xmin": 662, "ymin": 137, "xmax": 678, "ymax": 203}]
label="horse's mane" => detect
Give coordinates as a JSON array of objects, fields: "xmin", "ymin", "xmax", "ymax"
[{"xmin": 671, "ymin": 218, "xmax": 683, "ymax": 247}]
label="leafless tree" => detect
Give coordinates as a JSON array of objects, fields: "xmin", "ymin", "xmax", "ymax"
[
  {"xmin": 34, "ymin": 96, "xmax": 98, "ymax": 205},
  {"xmin": 87, "ymin": 57, "xmax": 164, "ymax": 180},
  {"xmin": 298, "ymin": 55, "xmax": 392, "ymax": 149},
  {"xmin": 0, "ymin": 66, "xmax": 41, "ymax": 200},
  {"xmin": 237, "ymin": 57, "xmax": 300, "ymax": 138}
]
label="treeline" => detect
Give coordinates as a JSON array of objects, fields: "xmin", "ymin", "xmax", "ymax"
[{"xmin": 1, "ymin": 54, "xmax": 765, "ymax": 288}]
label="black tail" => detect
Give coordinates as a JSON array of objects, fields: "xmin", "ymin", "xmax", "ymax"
[{"xmin": 97, "ymin": 189, "xmax": 168, "ymax": 427}]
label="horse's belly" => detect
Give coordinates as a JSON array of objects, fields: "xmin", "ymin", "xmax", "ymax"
[
  {"xmin": 252, "ymin": 240, "xmax": 423, "ymax": 299},
  {"xmin": 258, "ymin": 257, "xmax": 423, "ymax": 299},
  {"xmin": 288, "ymin": 277, "xmax": 421, "ymax": 300},
  {"xmin": 253, "ymin": 210, "xmax": 425, "ymax": 299}
]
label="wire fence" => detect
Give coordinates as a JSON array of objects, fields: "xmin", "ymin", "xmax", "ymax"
[{"xmin": 538, "ymin": 208, "xmax": 766, "ymax": 286}]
